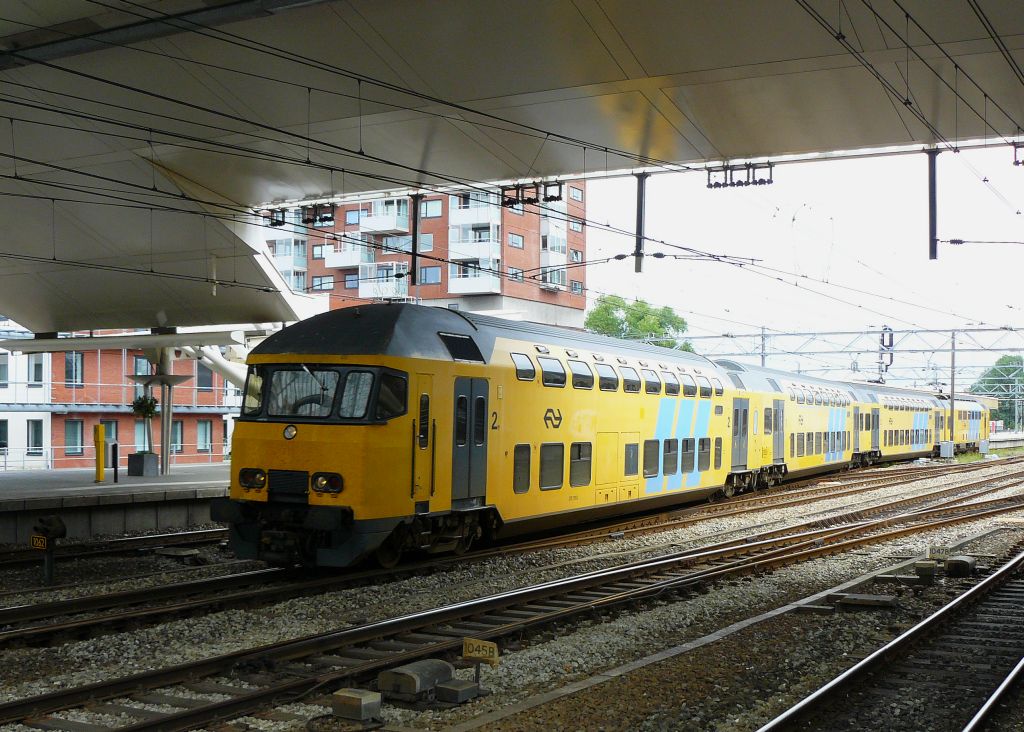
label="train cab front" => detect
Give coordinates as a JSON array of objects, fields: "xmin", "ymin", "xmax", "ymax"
[{"xmin": 211, "ymin": 360, "xmax": 410, "ymax": 567}]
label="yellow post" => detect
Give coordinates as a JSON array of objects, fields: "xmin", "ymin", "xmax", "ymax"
[{"xmin": 93, "ymin": 424, "xmax": 105, "ymax": 483}]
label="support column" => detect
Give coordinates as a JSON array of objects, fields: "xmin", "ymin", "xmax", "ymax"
[
  {"xmin": 633, "ymin": 172, "xmax": 649, "ymax": 273},
  {"xmin": 927, "ymin": 149, "xmax": 940, "ymax": 260},
  {"xmin": 949, "ymin": 330, "xmax": 956, "ymax": 443},
  {"xmin": 408, "ymin": 193, "xmax": 423, "ymax": 295}
]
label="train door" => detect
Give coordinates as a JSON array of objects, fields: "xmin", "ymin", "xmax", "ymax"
[
  {"xmin": 772, "ymin": 399, "xmax": 785, "ymax": 463},
  {"xmin": 595, "ymin": 432, "xmax": 618, "ymax": 504},
  {"xmin": 452, "ymin": 377, "xmax": 488, "ymax": 502},
  {"xmin": 731, "ymin": 398, "xmax": 749, "ymax": 470},
  {"xmin": 619, "ymin": 431, "xmax": 640, "ymax": 502},
  {"xmin": 934, "ymin": 411, "xmax": 942, "ymax": 443},
  {"xmin": 871, "ymin": 408, "xmax": 880, "ymax": 451},
  {"xmin": 413, "ymin": 374, "xmax": 434, "ymax": 504},
  {"xmin": 853, "ymin": 407, "xmax": 861, "ymax": 452}
]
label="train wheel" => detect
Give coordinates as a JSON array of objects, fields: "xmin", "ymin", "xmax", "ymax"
[{"xmin": 375, "ymin": 533, "xmax": 403, "ymax": 569}]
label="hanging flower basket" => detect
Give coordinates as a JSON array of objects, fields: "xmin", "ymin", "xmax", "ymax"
[{"xmin": 131, "ymin": 395, "xmax": 159, "ymax": 419}]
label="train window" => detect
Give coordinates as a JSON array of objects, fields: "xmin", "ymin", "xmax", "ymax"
[
  {"xmin": 643, "ymin": 439, "xmax": 660, "ymax": 477},
  {"xmin": 774, "ymin": 407, "xmax": 782, "ymax": 433},
  {"xmin": 680, "ymin": 374, "xmax": 698, "ymax": 397},
  {"xmin": 714, "ymin": 438, "xmax": 722, "ymax": 469},
  {"xmin": 511, "ymin": 353, "xmax": 536, "ymax": 381},
  {"xmin": 814, "ymin": 432, "xmax": 822, "ymax": 454},
  {"xmin": 904, "ymin": 429, "xmax": 910, "ymax": 444},
  {"xmin": 796, "ymin": 389, "xmax": 804, "ymax": 404},
  {"xmin": 568, "ymin": 360, "xmax": 595, "ymax": 389},
  {"xmin": 790, "ymin": 433, "xmax": 795, "ymax": 457},
  {"xmin": 376, "ymin": 372, "xmax": 408, "ymax": 420},
  {"xmin": 624, "ymin": 443, "xmax": 639, "ymax": 476},
  {"xmin": 662, "ymin": 372, "xmax": 680, "ymax": 395},
  {"xmin": 513, "ymin": 444, "xmax": 530, "ymax": 494},
  {"xmin": 537, "ymin": 357, "xmax": 567, "ymax": 388},
  {"xmin": 242, "ymin": 367, "xmax": 265, "ymax": 416},
  {"xmin": 767, "ymin": 378, "xmax": 781, "ymax": 392},
  {"xmin": 595, "ymin": 363, "xmax": 619, "ymax": 391},
  {"xmin": 663, "ymin": 439, "xmax": 679, "ymax": 474},
  {"xmin": 473, "ymin": 396, "xmax": 486, "ymax": 446},
  {"xmin": 712, "ymin": 378, "xmax": 724, "ymax": 396},
  {"xmin": 418, "ymin": 395, "xmax": 430, "ymax": 448},
  {"xmin": 455, "ymin": 396, "xmax": 468, "ymax": 447},
  {"xmin": 797, "ymin": 433, "xmax": 805, "ymax": 457},
  {"xmin": 788, "ymin": 387, "xmax": 796, "ymax": 401},
  {"xmin": 681, "ymin": 438, "xmax": 695, "ymax": 472},
  {"xmin": 569, "ymin": 442, "xmax": 592, "ymax": 486},
  {"xmin": 814, "ymin": 392, "xmax": 822, "ymax": 406},
  {"xmin": 267, "ymin": 368, "xmax": 341, "ymax": 418},
  {"xmin": 540, "ymin": 443, "xmax": 564, "ymax": 490},
  {"xmin": 715, "ymin": 405, "xmax": 724, "ymax": 415},
  {"xmin": 698, "ymin": 438, "xmax": 711, "ymax": 471},
  {"xmin": 764, "ymin": 408, "xmax": 772, "ymax": 435},
  {"xmin": 620, "ymin": 367, "xmax": 642, "ymax": 393},
  {"xmin": 642, "ymin": 369, "xmax": 661, "ymax": 394},
  {"xmin": 438, "ymin": 332, "xmax": 484, "ymax": 363},
  {"xmin": 727, "ymin": 373, "xmax": 744, "ymax": 390},
  {"xmin": 336, "ymin": 371, "xmax": 374, "ymax": 419},
  {"xmin": 698, "ymin": 377, "xmax": 713, "ymax": 399}
]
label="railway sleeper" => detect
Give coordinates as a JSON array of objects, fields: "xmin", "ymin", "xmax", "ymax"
[
  {"xmin": 90, "ymin": 703, "xmax": 165, "ymax": 721},
  {"xmin": 131, "ymin": 693, "xmax": 208, "ymax": 709},
  {"xmin": 32, "ymin": 718, "xmax": 109, "ymax": 732}
]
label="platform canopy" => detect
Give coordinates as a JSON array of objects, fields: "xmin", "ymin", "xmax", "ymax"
[{"xmin": 0, "ymin": 0, "xmax": 1022, "ymax": 332}]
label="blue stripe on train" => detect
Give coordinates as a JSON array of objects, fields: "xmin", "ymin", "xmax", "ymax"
[
  {"xmin": 686, "ymin": 401, "xmax": 711, "ymax": 487},
  {"xmin": 646, "ymin": 398, "xmax": 678, "ymax": 494},
  {"xmin": 667, "ymin": 400, "xmax": 695, "ymax": 491}
]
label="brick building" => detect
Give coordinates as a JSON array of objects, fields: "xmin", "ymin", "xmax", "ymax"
[{"xmin": 265, "ymin": 181, "xmax": 588, "ymax": 326}]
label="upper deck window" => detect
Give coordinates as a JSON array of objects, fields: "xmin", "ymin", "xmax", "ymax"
[
  {"xmin": 697, "ymin": 377, "xmax": 713, "ymax": 399},
  {"xmin": 511, "ymin": 353, "xmax": 536, "ymax": 381},
  {"xmin": 568, "ymin": 360, "xmax": 594, "ymax": 389},
  {"xmin": 537, "ymin": 357, "xmax": 567, "ymax": 387},
  {"xmin": 641, "ymin": 369, "xmax": 661, "ymax": 394},
  {"xmin": 595, "ymin": 363, "xmax": 619, "ymax": 391},
  {"xmin": 662, "ymin": 371, "xmax": 680, "ymax": 395},
  {"xmin": 680, "ymin": 374, "xmax": 697, "ymax": 397},
  {"xmin": 620, "ymin": 366, "xmax": 641, "ymax": 393}
]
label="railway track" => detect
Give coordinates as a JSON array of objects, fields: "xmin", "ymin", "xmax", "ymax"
[
  {"xmin": 758, "ymin": 544, "xmax": 1024, "ymax": 732},
  {"xmin": 2, "ymin": 486, "xmax": 1022, "ymax": 730},
  {"xmin": 5, "ymin": 463, "xmax": 1022, "ymax": 650},
  {"xmin": 0, "ymin": 528, "xmax": 228, "ymax": 569}
]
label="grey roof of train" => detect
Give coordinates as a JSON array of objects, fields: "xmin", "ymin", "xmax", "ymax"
[{"xmin": 253, "ymin": 303, "xmax": 716, "ymax": 368}]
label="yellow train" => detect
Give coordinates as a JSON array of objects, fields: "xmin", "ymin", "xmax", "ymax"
[{"xmin": 211, "ymin": 304, "xmax": 991, "ymax": 567}]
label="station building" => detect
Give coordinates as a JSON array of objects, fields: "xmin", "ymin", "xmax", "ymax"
[
  {"xmin": 0, "ymin": 317, "xmax": 237, "ymax": 471},
  {"xmin": 264, "ymin": 182, "xmax": 588, "ymax": 327}
]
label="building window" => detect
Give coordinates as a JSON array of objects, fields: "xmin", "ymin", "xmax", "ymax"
[
  {"xmin": 27, "ymin": 419, "xmax": 43, "ymax": 456},
  {"xmin": 134, "ymin": 420, "xmax": 149, "ymax": 452},
  {"xmin": 509, "ymin": 232, "xmax": 524, "ymax": 249},
  {"xmin": 0, "ymin": 353, "xmax": 7, "ymax": 388},
  {"xmin": 342, "ymin": 272, "xmax": 359, "ymax": 289},
  {"xmin": 419, "ymin": 233, "xmax": 434, "ymax": 252},
  {"xmin": 312, "ymin": 275, "xmax": 335, "ymax": 291},
  {"xmin": 100, "ymin": 419, "xmax": 118, "ymax": 443},
  {"xmin": 345, "ymin": 209, "xmax": 365, "ymax": 225},
  {"xmin": 133, "ymin": 355, "xmax": 149, "ymax": 399},
  {"xmin": 28, "ymin": 353, "xmax": 44, "ymax": 387},
  {"xmin": 420, "ymin": 266, "xmax": 441, "ymax": 285},
  {"xmin": 197, "ymin": 363, "xmax": 213, "ymax": 392},
  {"xmin": 569, "ymin": 218, "xmax": 584, "ymax": 232},
  {"xmin": 172, "ymin": 420, "xmax": 183, "ymax": 453},
  {"xmin": 65, "ymin": 420, "xmax": 84, "ymax": 455},
  {"xmin": 569, "ymin": 186, "xmax": 583, "ymax": 201},
  {"xmin": 312, "ymin": 244, "xmax": 326, "ymax": 260},
  {"xmin": 509, "ymin": 267, "xmax": 524, "ymax": 282},
  {"xmin": 507, "ymin": 201, "xmax": 524, "ymax": 215},
  {"xmin": 570, "ymin": 280, "xmax": 583, "ymax": 295},
  {"xmin": 420, "ymin": 199, "xmax": 442, "ymax": 218},
  {"xmin": 0, "ymin": 419, "xmax": 6, "ymax": 455},
  {"xmin": 197, "ymin": 420, "xmax": 212, "ymax": 452}
]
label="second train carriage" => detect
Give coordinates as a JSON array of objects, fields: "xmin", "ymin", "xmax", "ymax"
[{"xmin": 212, "ymin": 304, "xmax": 991, "ymax": 567}]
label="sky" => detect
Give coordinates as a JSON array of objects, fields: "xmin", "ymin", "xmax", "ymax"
[{"xmin": 585, "ymin": 144, "xmax": 1024, "ymax": 389}]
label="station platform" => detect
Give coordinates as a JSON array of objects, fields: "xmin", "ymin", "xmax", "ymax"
[
  {"xmin": 0, "ymin": 463, "xmax": 229, "ymax": 545},
  {"xmin": 990, "ymin": 432, "xmax": 1024, "ymax": 449}
]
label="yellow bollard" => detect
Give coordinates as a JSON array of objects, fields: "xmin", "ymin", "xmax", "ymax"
[{"xmin": 93, "ymin": 424, "xmax": 105, "ymax": 483}]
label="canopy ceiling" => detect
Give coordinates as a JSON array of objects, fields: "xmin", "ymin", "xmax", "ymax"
[{"xmin": 0, "ymin": 0, "xmax": 1021, "ymax": 331}]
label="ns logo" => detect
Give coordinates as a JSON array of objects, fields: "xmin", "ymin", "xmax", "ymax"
[{"xmin": 543, "ymin": 408, "xmax": 563, "ymax": 429}]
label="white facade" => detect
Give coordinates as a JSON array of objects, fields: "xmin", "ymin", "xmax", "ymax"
[{"xmin": 0, "ymin": 318, "xmax": 53, "ymax": 469}]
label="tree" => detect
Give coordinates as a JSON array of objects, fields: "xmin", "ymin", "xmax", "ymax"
[
  {"xmin": 970, "ymin": 355, "xmax": 1023, "ymax": 430},
  {"xmin": 584, "ymin": 294, "xmax": 693, "ymax": 351}
]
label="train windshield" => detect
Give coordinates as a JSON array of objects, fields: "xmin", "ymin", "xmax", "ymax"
[
  {"xmin": 240, "ymin": 364, "xmax": 406, "ymax": 422},
  {"xmin": 268, "ymin": 368, "xmax": 341, "ymax": 417}
]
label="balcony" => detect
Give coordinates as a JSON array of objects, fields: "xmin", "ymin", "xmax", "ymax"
[
  {"xmin": 273, "ymin": 251, "xmax": 306, "ymax": 272},
  {"xmin": 448, "ymin": 272, "xmax": 502, "ymax": 295},
  {"xmin": 324, "ymin": 243, "xmax": 374, "ymax": 269},
  {"xmin": 540, "ymin": 247, "xmax": 567, "ymax": 269},
  {"xmin": 360, "ymin": 209, "xmax": 409, "ymax": 234},
  {"xmin": 449, "ymin": 200, "xmax": 501, "ymax": 227},
  {"xmin": 358, "ymin": 262, "xmax": 409, "ymax": 300},
  {"xmin": 448, "ymin": 238, "xmax": 501, "ymax": 262}
]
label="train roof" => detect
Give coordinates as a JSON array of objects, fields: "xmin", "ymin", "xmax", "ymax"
[{"xmin": 253, "ymin": 303, "xmax": 717, "ymax": 368}]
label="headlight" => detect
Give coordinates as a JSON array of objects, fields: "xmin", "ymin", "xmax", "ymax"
[
  {"xmin": 239, "ymin": 468, "xmax": 267, "ymax": 489},
  {"xmin": 311, "ymin": 472, "xmax": 343, "ymax": 493}
]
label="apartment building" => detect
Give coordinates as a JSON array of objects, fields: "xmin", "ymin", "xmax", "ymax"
[
  {"xmin": 0, "ymin": 317, "xmax": 237, "ymax": 471},
  {"xmin": 265, "ymin": 181, "xmax": 588, "ymax": 326}
]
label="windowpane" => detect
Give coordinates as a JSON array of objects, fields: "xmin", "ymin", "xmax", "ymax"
[
  {"xmin": 243, "ymin": 368, "xmax": 265, "ymax": 416},
  {"xmin": 513, "ymin": 444, "xmax": 530, "ymax": 493},
  {"xmin": 712, "ymin": 379, "xmax": 724, "ymax": 396},
  {"xmin": 714, "ymin": 437, "xmax": 722, "ymax": 469},
  {"xmin": 764, "ymin": 407, "xmax": 772, "ymax": 435},
  {"xmin": 643, "ymin": 439, "xmax": 659, "ymax": 477},
  {"xmin": 624, "ymin": 443, "xmax": 639, "ymax": 476},
  {"xmin": 511, "ymin": 353, "xmax": 536, "ymax": 381},
  {"xmin": 268, "ymin": 368, "xmax": 340, "ymax": 417},
  {"xmin": 569, "ymin": 442, "xmax": 592, "ymax": 486},
  {"xmin": 680, "ymin": 374, "xmax": 697, "ymax": 397},
  {"xmin": 0, "ymin": 419, "xmax": 7, "ymax": 455},
  {"xmin": 680, "ymin": 438, "xmax": 695, "ymax": 472},
  {"xmin": 567, "ymin": 360, "xmax": 594, "ymax": 389},
  {"xmin": 473, "ymin": 396, "xmax": 486, "ymax": 446},
  {"xmin": 698, "ymin": 377, "xmax": 712, "ymax": 398},
  {"xmin": 65, "ymin": 420, "xmax": 83, "ymax": 455},
  {"xmin": 642, "ymin": 369, "xmax": 661, "ymax": 394},
  {"xmin": 376, "ymin": 373, "xmax": 407, "ymax": 420},
  {"xmin": 455, "ymin": 396, "xmax": 468, "ymax": 447},
  {"xmin": 797, "ymin": 433, "xmax": 805, "ymax": 457},
  {"xmin": 698, "ymin": 438, "xmax": 711, "ymax": 471},
  {"xmin": 537, "ymin": 357, "xmax": 566, "ymax": 387},
  {"xmin": 65, "ymin": 352, "xmax": 84, "ymax": 387},
  {"xmin": 540, "ymin": 443, "xmax": 564, "ymax": 490},
  {"xmin": 662, "ymin": 372, "xmax": 680, "ymax": 395},
  {"xmin": 197, "ymin": 420, "xmax": 212, "ymax": 452},
  {"xmin": 620, "ymin": 367, "xmax": 641, "ymax": 393},
  {"xmin": 0, "ymin": 354, "xmax": 7, "ymax": 387},
  {"xmin": 418, "ymin": 395, "xmax": 430, "ymax": 448},
  {"xmin": 171, "ymin": 421, "xmax": 183, "ymax": 453},
  {"xmin": 339, "ymin": 372, "xmax": 374, "ymax": 418},
  {"xmin": 663, "ymin": 439, "xmax": 679, "ymax": 475},
  {"xmin": 595, "ymin": 363, "xmax": 619, "ymax": 391},
  {"xmin": 27, "ymin": 419, "xmax": 43, "ymax": 455}
]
